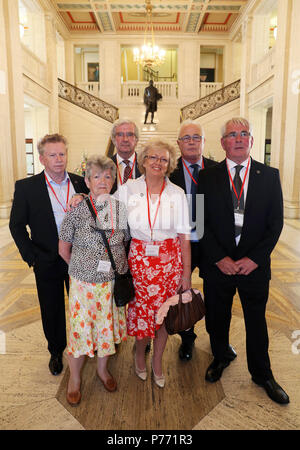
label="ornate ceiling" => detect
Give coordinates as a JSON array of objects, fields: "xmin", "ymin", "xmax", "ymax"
[{"xmin": 50, "ymin": 0, "xmax": 249, "ymax": 34}]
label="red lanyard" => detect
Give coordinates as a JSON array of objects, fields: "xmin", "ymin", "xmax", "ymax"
[
  {"xmin": 45, "ymin": 173, "xmax": 70, "ymax": 213},
  {"xmin": 146, "ymin": 179, "xmax": 166, "ymax": 241},
  {"xmin": 116, "ymin": 154, "xmax": 136, "ymax": 185},
  {"xmin": 182, "ymin": 159, "xmax": 204, "ymax": 185},
  {"xmin": 89, "ymin": 196, "xmax": 115, "ymax": 246},
  {"xmin": 226, "ymin": 158, "xmax": 250, "ymax": 208}
]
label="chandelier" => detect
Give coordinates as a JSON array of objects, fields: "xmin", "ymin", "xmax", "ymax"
[{"xmin": 133, "ymin": 0, "xmax": 166, "ymax": 67}]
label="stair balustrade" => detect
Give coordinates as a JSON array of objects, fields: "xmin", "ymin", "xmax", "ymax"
[
  {"xmin": 181, "ymin": 79, "xmax": 240, "ymax": 121},
  {"xmin": 58, "ymin": 78, "xmax": 118, "ymax": 123}
]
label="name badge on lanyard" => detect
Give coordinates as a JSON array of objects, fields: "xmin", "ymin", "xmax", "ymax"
[
  {"xmin": 234, "ymin": 209, "xmax": 244, "ymax": 227},
  {"xmin": 97, "ymin": 260, "xmax": 111, "ymax": 273},
  {"xmin": 145, "ymin": 244, "xmax": 160, "ymax": 257}
]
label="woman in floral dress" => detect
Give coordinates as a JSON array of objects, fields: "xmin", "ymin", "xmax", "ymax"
[
  {"xmin": 59, "ymin": 155, "xmax": 130, "ymax": 405},
  {"xmin": 117, "ymin": 139, "xmax": 191, "ymax": 388}
]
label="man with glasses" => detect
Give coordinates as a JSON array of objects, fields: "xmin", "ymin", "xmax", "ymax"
[
  {"xmin": 170, "ymin": 119, "xmax": 216, "ymax": 361},
  {"xmin": 110, "ymin": 118, "xmax": 141, "ymax": 194},
  {"xmin": 197, "ymin": 117, "xmax": 289, "ymax": 404}
]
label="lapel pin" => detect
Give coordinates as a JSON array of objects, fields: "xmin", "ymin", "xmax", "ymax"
[{"xmin": 256, "ymin": 170, "xmax": 261, "ymax": 174}]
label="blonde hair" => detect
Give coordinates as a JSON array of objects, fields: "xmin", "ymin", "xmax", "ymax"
[{"xmin": 137, "ymin": 139, "xmax": 178, "ymax": 177}]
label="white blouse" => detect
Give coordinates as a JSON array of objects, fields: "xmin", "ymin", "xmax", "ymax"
[{"xmin": 114, "ymin": 175, "xmax": 191, "ymax": 242}]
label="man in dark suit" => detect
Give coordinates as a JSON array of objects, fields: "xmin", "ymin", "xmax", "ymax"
[
  {"xmin": 170, "ymin": 119, "xmax": 216, "ymax": 361},
  {"xmin": 198, "ymin": 117, "xmax": 289, "ymax": 404},
  {"xmin": 110, "ymin": 118, "xmax": 141, "ymax": 194},
  {"xmin": 9, "ymin": 134, "xmax": 88, "ymax": 376}
]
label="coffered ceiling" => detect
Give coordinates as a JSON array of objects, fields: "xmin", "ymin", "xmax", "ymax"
[{"xmin": 50, "ymin": 0, "xmax": 249, "ymax": 34}]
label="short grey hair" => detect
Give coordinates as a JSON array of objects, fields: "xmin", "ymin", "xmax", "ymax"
[
  {"xmin": 221, "ymin": 117, "xmax": 253, "ymax": 137},
  {"xmin": 37, "ymin": 133, "xmax": 68, "ymax": 155},
  {"xmin": 111, "ymin": 118, "xmax": 139, "ymax": 143},
  {"xmin": 85, "ymin": 155, "xmax": 116, "ymax": 181},
  {"xmin": 137, "ymin": 139, "xmax": 178, "ymax": 177},
  {"xmin": 177, "ymin": 119, "xmax": 205, "ymax": 139}
]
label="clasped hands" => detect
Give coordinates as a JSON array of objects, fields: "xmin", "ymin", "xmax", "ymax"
[{"xmin": 216, "ymin": 256, "xmax": 258, "ymax": 276}]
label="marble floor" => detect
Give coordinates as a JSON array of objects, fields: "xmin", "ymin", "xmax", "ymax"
[{"xmin": 0, "ymin": 218, "xmax": 299, "ymax": 430}]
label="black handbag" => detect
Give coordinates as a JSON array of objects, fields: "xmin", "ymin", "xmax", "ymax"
[
  {"xmin": 164, "ymin": 288, "xmax": 205, "ymax": 335},
  {"xmin": 85, "ymin": 198, "xmax": 135, "ymax": 307}
]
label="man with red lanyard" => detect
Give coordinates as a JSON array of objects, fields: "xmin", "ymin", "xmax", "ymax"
[
  {"xmin": 110, "ymin": 118, "xmax": 141, "ymax": 194},
  {"xmin": 170, "ymin": 119, "xmax": 217, "ymax": 362},
  {"xmin": 9, "ymin": 134, "xmax": 88, "ymax": 376},
  {"xmin": 198, "ymin": 117, "xmax": 289, "ymax": 404}
]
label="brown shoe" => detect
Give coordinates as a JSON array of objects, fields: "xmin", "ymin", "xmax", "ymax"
[
  {"xmin": 97, "ymin": 372, "xmax": 117, "ymax": 392},
  {"xmin": 66, "ymin": 389, "xmax": 81, "ymax": 406}
]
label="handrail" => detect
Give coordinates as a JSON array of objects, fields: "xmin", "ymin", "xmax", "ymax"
[
  {"xmin": 58, "ymin": 78, "xmax": 119, "ymax": 123},
  {"xmin": 143, "ymin": 66, "xmax": 159, "ymax": 81},
  {"xmin": 180, "ymin": 79, "xmax": 241, "ymax": 121}
]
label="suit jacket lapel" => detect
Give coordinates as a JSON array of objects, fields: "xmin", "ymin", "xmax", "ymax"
[
  {"xmin": 218, "ymin": 160, "xmax": 234, "ymax": 211},
  {"xmin": 244, "ymin": 159, "xmax": 261, "ymax": 217},
  {"xmin": 37, "ymin": 171, "xmax": 58, "ymax": 236}
]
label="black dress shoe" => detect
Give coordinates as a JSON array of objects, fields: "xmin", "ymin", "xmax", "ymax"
[
  {"xmin": 205, "ymin": 358, "xmax": 231, "ymax": 382},
  {"xmin": 49, "ymin": 354, "xmax": 63, "ymax": 376},
  {"xmin": 179, "ymin": 341, "xmax": 195, "ymax": 361},
  {"xmin": 225, "ymin": 345, "xmax": 237, "ymax": 361},
  {"xmin": 252, "ymin": 377, "xmax": 290, "ymax": 404}
]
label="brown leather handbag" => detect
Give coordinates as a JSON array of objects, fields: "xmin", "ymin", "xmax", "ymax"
[{"xmin": 164, "ymin": 288, "xmax": 205, "ymax": 335}]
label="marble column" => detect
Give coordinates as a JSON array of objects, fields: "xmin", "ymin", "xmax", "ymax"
[
  {"xmin": 45, "ymin": 12, "xmax": 59, "ymax": 132},
  {"xmin": 99, "ymin": 40, "xmax": 120, "ymax": 105},
  {"xmin": 178, "ymin": 41, "xmax": 200, "ymax": 104},
  {"xmin": 0, "ymin": 0, "xmax": 26, "ymax": 218},
  {"xmin": 239, "ymin": 16, "xmax": 253, "ymax": 117},
  {"xmin": 272, "ymin": 0, "xmax": 300, "ymax": 218}
]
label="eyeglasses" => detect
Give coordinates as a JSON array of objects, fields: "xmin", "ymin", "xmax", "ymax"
[
  {"xmin": 115, "ymin": 132, "xmax": 136, "ymax": 138},
  {"xmin": 145, "ymin": 155, "xmax": 169, "ymax": 165},
  {"xmin": 178, "ymin": 134, "xmax": 204, "ymax": 142},
  {"xmin": 223, "ymin": 131, "xmax": 251, "ymax": 139}
]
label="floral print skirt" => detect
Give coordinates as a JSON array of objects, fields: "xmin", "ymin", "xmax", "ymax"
[
  {"xmin": 67, "ymin": 276, "xmax": 127, "ymax": 358},
  {"xmin": 127, "ymin": 238, "xmax": 183, "ymax": 339}
]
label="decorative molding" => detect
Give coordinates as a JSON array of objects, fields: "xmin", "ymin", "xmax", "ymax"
[
  {"xmin": 58, "ymin": 78, "xmax": 118, "ymax": 123},
  {"xmin": 181, "ymin": 79, "xmax": 241, "ymax": 120}
]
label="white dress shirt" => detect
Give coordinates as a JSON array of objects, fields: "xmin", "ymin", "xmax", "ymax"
[
  {"xmin": 44, "ymin": 171, "xmax": 76, "ymax": 232},
  {"xmin": 114, "ymin": 175, "xmax": 191, "ymax": 242},
  {"xmin": 226, "ymin": 157, "xmax": 251, "ymax": 245},
  {"xmin": 116, "ymin": 153, "xmax": 136, "ymax": 186},
  {"xmin": 182, "ymin": 156, "xmax": 203, "ymax": 242}
]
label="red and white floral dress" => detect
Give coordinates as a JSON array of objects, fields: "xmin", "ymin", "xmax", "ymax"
[{"xmin": 127, "ymin": 238, "xmax": 183, "ymax": 339}]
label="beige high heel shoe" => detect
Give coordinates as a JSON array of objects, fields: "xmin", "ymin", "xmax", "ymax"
[
  {"xmin": 135, "ymin": 354, "xmax": 147, "ymax": 381},
  {"xmin": 151, "ymin": 360, "xmax": 165, "ymax": 388}
]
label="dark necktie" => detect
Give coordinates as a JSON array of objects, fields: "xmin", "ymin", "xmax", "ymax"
[
  {"xmin": 190, "ymin": 164, "xmax": 200, "ymax": 226},
  {"xmin": 232, "ymin": 165, "xmax": 244, "ymax": 237},
  {"xmin": 123, "ymin": 160, "xmax": 132, "ymax": 184}
]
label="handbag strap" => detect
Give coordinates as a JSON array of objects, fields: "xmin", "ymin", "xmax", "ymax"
[{"xmin": 85, "ymin": 197, "xmax": 117, "ymax": 272}]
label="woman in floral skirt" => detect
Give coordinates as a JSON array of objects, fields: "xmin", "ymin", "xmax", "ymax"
[
  {"xmin": 117, "ymin": 139, "xmax": 191, "ymax": 388},
  {"xmin": 59, "ymin": 155, "xmax": 130, "ymax": 405}
]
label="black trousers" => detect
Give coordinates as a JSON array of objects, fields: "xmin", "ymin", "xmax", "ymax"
[
  {"xmin": 203, "ymin": 278, "xmax": 273, "ymax": 382},
  {"xmin": 178, "ymin": 242, "xmax": 200, "ymax": 344},
  {"xmin": 33, "ymin": 257, "xmax": 69, "ymax": 356}
]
